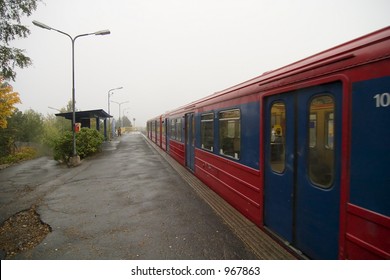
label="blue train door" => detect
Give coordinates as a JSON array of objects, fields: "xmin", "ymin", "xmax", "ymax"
[
  {"xmin": 264, "ymin": 94, "xmax": 295, "ymax": 243},
  {"xmin": 186, "ymin": 113, "xmax": 195, "ymax": 171},
  {"xmin": 264, "ymin": 82, "xmax": 342, "ymax": 259}
]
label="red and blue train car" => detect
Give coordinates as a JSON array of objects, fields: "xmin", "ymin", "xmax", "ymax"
[{"xmin": 147, "ymin": 27, "xmax": 390, "ymax": 259}]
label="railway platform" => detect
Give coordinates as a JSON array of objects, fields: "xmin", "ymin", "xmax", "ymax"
[{"xmin": 0, "ymin": 132, "xmax": 295, "ymax": 260}]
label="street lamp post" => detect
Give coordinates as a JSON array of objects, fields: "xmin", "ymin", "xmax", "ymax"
[
  {"xmin": 33, "ymin": 20, "xmax": 110, "ymax": 166},
  {"xmin": 107, "ymin": 87, "xmax": 123, "ymax": 140},
  {"xmin": 48, "ymin": 106, "xmax": 61, "ymax": 112},
  {"xmin": 111, "ymin": 100, "xmax": 129, "ymax": 127},
  {"xmin": 107, "ymin": 87, "xmax": 123, "ymax": 116}
]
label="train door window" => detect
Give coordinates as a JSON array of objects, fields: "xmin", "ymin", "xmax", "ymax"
[
  {"xmin": 176, "ymin": 118, "xmax": 182, "ymax": 141},
  {"xmin": 325, "ymin": 113, "xmax": 334, "ymax": 149},
  {"xmin": 219, "ymin": 109, "xmax": 240, "ymax": 159},
  {"xmin": 192, "ymin": 115, "xmax": 195, "ymax": 147},
  {"xmin": 308, "ymin": 95, "xmax": 335, "ymax": 188},
  {"xmin": 270, "ymin": 102, "xmax": 286, "ymax": 173},
  {"xmin": 309, "ymin": 114, "xmax": 317, "ymax": 148},
  {"xmin": 186, "ymin": 117, "xmax": 189, "ymax": 145},
  {"xmin": 171, "ymin": 119, "xmax": 176, "ymax": 140},
  {"xmin": 201, "ymin": 113, "xmax": 214, "ymax": 151},
  {"xmin": 162, "ymin": 119, "xmax": 165, "ymax": 138}
]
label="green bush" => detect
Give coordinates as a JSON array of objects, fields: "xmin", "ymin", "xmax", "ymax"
[
  {"xmin": 53, "ymin": 128, "xmax": 104, "ymax": 163},
  {"xmin": 76, "ymin": 128, "xmax": 104, "ymax": 158},
  {"xmin": 53, "ymin": 130, "xmax": 73, "ymax": 162}
]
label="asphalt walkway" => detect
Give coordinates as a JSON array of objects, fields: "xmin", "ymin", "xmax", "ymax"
[{"xmin": 0, "ymin": 132, "xmax": 295, "ymax": 260}]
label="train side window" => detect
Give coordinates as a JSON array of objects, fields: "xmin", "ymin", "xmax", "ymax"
[
  {"xmin": 201, "ymin": 113, "xmax": 214, "ymax": 151},
  {"xmin": 171, "ymin": 119, "xmax": 176, "ymax": 140},
  {"xmin": 270, "ymin": 102, "xmax": 286, "ymax": 173},
  {"xmin": 219, "ymin": 109, "xmax": 240, "ymax": 159},
  {"xmin": 308, "ymin": 95, "xmax": 334, "ymax": 188},
  {"xmin": 162, "ymin": 119, "xmax": 165, "ymax": 138},
  {"xmin": 176, "ymin": 118, "xmax": 182, "ymax": 141}
]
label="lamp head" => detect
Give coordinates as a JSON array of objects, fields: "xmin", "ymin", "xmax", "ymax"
[
  {"xmin": 32, "ymin": 20, "xmax": 52, "ymax": 30},
  {"xmin": 95, "ymin": 30, "xmax": 111, "ymax": 36}
]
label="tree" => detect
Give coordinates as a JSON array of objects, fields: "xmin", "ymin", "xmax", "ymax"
[
  {"xmin": 0, "ymin": 0, "xmax": 40, "ymax": 81},
  {"xmin": 17, "ymin": 109, "xmax": 44, "ymax": 142},
  {"xmin": 0, "ymin": 108, "xmax": 45, "ymax": 158},
  {"xmin": 0, "ymin": 77, "xmax": 21, "ymax": 128},
  {"xmin": 122, "ymin": 115, "xmax": 132, "ymax": 127}
]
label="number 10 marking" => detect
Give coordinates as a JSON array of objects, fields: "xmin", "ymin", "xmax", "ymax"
[{"xmin": 374, "ymin": 93, "xmax": 390, "ymax": 107}]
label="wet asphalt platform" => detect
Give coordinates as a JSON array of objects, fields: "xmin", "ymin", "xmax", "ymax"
[{"xmin": 0, "ymin": 132, "xmax": 295, "ymax": 260}]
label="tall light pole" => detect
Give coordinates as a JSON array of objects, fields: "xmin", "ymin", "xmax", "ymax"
[
  {"xmin": 107, "ymin": 87, "xmax": 123, "ymax": 140},
  {"xmin": 111, "ymin": 100, "xmax": 129, "ymax": 127},
  {"xmin": 33, "ymin": 20, "xmax": 110, "ymax": 165},
  {"xmin": 107, "ymin": 87, "xmax": 123, "ymax": 116}
]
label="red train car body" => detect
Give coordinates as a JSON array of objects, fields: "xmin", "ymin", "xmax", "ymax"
[{"xmin": 147, "ymin": 27, "xmax": 390, "ymax": 259}]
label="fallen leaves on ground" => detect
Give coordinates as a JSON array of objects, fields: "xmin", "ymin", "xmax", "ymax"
[{"xmin": 0, "ymin": 206, "xmax": 51, "ymax": 259}]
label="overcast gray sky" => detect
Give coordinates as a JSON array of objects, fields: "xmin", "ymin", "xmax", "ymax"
[{"xmin": 11, "ymin": 0, "xmax": 390, "ymax": 127}]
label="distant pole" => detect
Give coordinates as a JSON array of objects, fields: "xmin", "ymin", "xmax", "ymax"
[
  {"xmin": 123, "ymin": 108, "xmax": 131, "ymax": 127},
  {"xmin": 107, "ymin": 87, "xmax": 123, "ymax": 116},
  {"xmin": 107, "ymin": 87, "xmax": 123, "ymax": 140},
  {"xmin": 111, "ymin": 100, "xmax": 129, "ymax": 127}
]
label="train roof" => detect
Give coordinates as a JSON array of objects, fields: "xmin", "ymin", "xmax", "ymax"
[
  {"xmin": 216, "ymin": 26, "xmax": 389, "ymax": 93},
  {"xmin": 155, "ymin": 26, "xmax": 390, "ymax": 118}
]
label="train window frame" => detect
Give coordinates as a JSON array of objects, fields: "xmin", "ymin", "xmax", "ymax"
[
  {"xmin": 270, "ymin": 101, "xmax": 286, "ymax": 173},
  {"xmin": 156, "ymin": 119, "xmax": 160, "ymax": 136},
  {"xmin": 170, "ymin": 119, "xmax": 176, "ymax": 140},
  {"xmin": 218, "ymin": 109, "xmax": 241, "ymax": 160},
  {"xmin": 325, "ymin": 112, "xmax": 334, "ymax": 150},
  {"xmin": 161, "ymin": 119, "xmax": 165, "ymax": 139},
  {"xmin": 309, "ymin": 113, "xmax": 317, "ymax": 148},
  {"xmin": 151, "ymin": 121, "xmax": 155, "ymax": 138},
  {"xmin": 307, "ymin": 94, "xmax": 335, "ymax": 189},
  {"xmin": 200, "ymin": 112, "xmax": 214, "ymax": 152},
  {"xmin": 176, "ymin": 118, "xmax": 182, "ymax": 142}
]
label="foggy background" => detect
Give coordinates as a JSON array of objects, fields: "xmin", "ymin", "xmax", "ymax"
[{"xmin": 10, "ymin": 0, "xmax": 390, "ymax": 127}]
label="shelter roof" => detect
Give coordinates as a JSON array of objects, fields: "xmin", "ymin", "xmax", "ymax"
[{"xmin": 55, "ymin": 109, "xmax": 112, "ymax": 120}]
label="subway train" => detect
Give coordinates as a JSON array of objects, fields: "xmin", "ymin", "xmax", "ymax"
[{"xmin": 147, "ymin": 27, "xmax": 390, "ymax": 259}]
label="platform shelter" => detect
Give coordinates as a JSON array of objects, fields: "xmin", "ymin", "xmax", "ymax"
[{"xmin": 55, "ymin": 109, "xmax": 112, "ymax": 140}]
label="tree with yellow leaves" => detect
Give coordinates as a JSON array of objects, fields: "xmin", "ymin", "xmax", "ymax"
[{"xmin": 0, "ymin": 77, "xmax": 21, "ymax": 128}]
